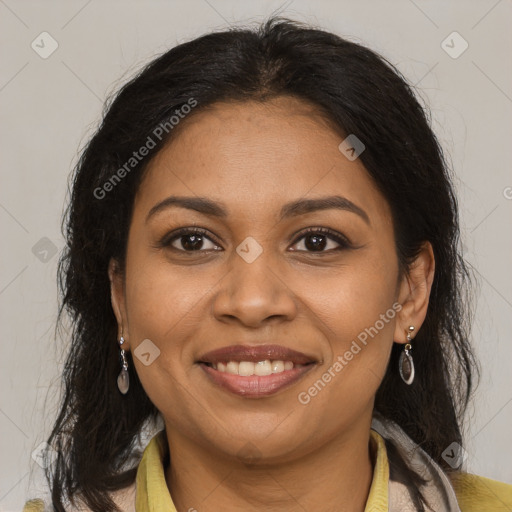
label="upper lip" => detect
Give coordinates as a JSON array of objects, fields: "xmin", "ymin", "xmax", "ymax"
[{"xmin": 197, "ymin": 344, "xmax": 317, "ymax": 365}]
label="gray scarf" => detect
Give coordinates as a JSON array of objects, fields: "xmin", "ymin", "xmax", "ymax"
[{"xmin": 371, "ymin": 414, "xmax": 462, "ymax": 511}]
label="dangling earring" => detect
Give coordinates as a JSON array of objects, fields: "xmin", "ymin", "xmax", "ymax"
[
  {"xmin": 117, "ymin": 335, "xmax": 130, "ymax": 394},
  {"xmin": 399, "ymin": 326, "xmax": 415, "ymax": 385}
]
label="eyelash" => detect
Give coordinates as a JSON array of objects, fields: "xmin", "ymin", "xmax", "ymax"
[
  {"xmin": 292, "ymin": 227, "xmax": 352, "ymax": 252},
  {"xmin": 157, "ymin": 226, "xmax": 352, "ymax": 254}
]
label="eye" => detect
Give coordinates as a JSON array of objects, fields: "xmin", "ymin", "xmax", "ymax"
[
  {"xmin": 289, "ymin": 227, "xmax": 351, "ymax": 253},
  {"xmin": 160, "ymin": 228, "xmax": 222, "ymax": 252}
]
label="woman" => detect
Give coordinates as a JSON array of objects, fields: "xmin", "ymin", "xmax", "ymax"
[{"xmin": 24, "ymin": 16, "xmax": 512, "ymax": 512}]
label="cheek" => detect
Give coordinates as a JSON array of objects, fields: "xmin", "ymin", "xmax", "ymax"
[
  {"xmin": 122, "ymin": 247, "xmax": 201, "ymax": 402},
  {"xmin": 304, "ymin": 246, "xmax": 399, "ymax": 347},
  {"xmin": 124, "ymin": 258, "xmax": 201, "ymax": 430},
  {"xmin": 124, "ymin": 247, "xmax": 209, "ymax": 344},
  {"xmin": 296, "ymin": 247, "xmax": 399, "ymax": 415}
]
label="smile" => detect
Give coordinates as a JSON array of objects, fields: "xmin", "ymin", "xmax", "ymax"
[{"xmin": 199, "ymin": 360, "xmax": 316, "ymax": 397}]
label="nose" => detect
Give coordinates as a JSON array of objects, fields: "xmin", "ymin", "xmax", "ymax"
[{"xmin": 211, "ymin": 246, "xmax": 298, "ymax": 328}]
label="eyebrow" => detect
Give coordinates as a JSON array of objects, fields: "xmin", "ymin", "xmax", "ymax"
[
  {"xmin": 146, "ymin": 195, "xmax": 370, "ymax": 225},
  {"xmin": 279, "ymin": 196, "xmax": 370, "ymax": 225}
]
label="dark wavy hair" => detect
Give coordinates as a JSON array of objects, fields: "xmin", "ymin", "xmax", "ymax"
[{"xmin": 42, "ymin": 16, "xmax": 477, "ymax": 511}]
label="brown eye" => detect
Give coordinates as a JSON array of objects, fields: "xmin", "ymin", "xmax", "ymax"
[
  {"xmin": 175, "ymin": 233, "xmax": 207, "ymax": 251},
  {"xmin": 303, "ymin": 233, "xmax": 329, "ymax": 251},
  {"xmin": 290, "ymin": 227, "xmax": 351, "ymax": 253},
  {"xmin": 160, "ymin": 228, "xmax": 222, "ymax": 252}
]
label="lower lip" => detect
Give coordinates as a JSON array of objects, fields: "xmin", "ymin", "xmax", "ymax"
[{"xmin": 199, "ymin": 363, "xmax": 316, "ymax": 398}]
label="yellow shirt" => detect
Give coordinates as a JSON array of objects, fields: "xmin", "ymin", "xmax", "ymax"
[{"xmin": 23, "ymin": 429, "xmax": 512, "ymax": 511}]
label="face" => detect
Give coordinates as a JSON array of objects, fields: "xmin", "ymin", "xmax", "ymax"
[{"xmin": 110, "ymin": 96, "xmax": 417, "ymax": 463}]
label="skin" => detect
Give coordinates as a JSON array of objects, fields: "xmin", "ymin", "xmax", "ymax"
[{"xmin": 109, "ymin": 96, "xmax": 435, "ymax": 512}]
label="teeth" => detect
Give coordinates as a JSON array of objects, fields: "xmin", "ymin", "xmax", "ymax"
[
  {"xmin": 226, "ymin": 361, "xmax": 239, "ymax": 375},
  {"xmin": 271, "ymin": 360, "xmax": 284, "ymax": 373},
  {"xmin": 211, "ymin": 360, "xmax": 301, "ymax": 375},
  {"xmin": 239, "ymin": 361, "xmax": 256, "ymax": 376},
  {"xmin": 254, "ymin": 360, "xmax": 271, "ymax": 376}
]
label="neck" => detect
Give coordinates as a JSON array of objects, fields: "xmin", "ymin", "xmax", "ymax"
[{"xmin": 164, "ymin": 416, "xmax": 375, "ymax": 512}]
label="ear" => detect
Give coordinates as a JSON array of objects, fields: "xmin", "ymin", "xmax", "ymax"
[
  {"xmin": 394, "ymin": 241, "xmax": 435, "ymax": 343},
  {"xmin": 108, "ymin": 258, "xmax": 130, "ymax": 349}
]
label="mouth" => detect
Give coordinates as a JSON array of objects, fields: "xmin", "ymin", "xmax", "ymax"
[{"xmin": 196, "ymin": 344, "xmax": 318, "ymax": 398}]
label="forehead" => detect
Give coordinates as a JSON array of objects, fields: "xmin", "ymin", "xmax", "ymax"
[{"xmin": 135, "ymin": 97, "xmax": 392, "ymax": 228}]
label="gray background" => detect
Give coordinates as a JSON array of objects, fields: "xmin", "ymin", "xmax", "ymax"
[{"xmin": 1, "ymin": 0, "xmax": 511, "ymax": 509}]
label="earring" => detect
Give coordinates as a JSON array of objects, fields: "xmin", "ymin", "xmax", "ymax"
[
  {"xmin": 117, "ymin": 335, "xmax": 130, "ymax": 394},
  {"xmin": 399, "ymin": 326, "xmax": 415, "ymax": 385}
]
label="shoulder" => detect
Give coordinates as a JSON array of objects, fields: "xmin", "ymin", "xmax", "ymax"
[
  {"xmin": 449, "ymin": 472, "xmax": 512, "ymax": 511},
  {"xmin": 22, "ymin": 500, "xmax": 45, "ymax": 512},
  {"xmin": 22, "ymin": 481, "xmax": 137, "ymax": 512}
]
